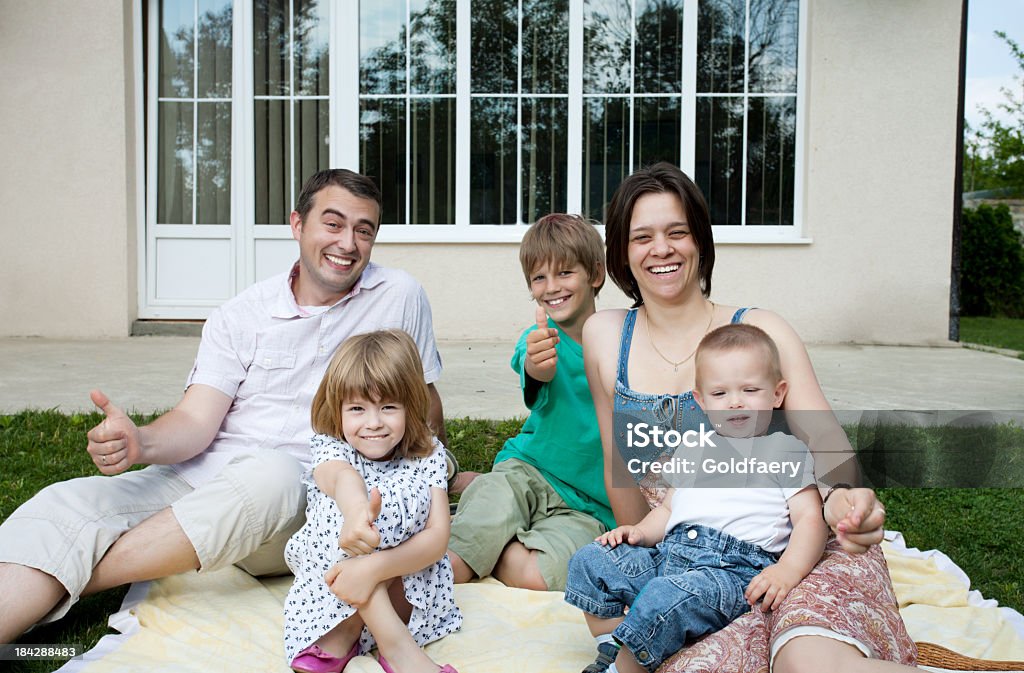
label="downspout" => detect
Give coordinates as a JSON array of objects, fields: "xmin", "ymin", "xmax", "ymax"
[{"xmin": 950, "ymin": 0, "xmax": 969, "ymax": 342}]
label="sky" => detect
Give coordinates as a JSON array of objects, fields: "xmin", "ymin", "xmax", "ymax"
[{"xmin": 965, "ymin": 0, "xmax": 1024, "ymax": 129}]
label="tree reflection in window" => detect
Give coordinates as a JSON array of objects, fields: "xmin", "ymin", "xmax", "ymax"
[
  {"xmin": 583, "ymin": 0, "xmax": 683, "ymax": 221},
  {"xmin": 697, "ymin": 0, "xmax": 798, "ymax": 226},
  {"xmin": 157, "ymin": 0, "xmax": 232, "ymax": 226},
  {"xmin": 253, "ymin": 0, "xmax": 330, "ymax": 225},
  {"xmin": 154, "ymin": 0, "xmax": 801, "ymax": 231},
  {"xmin": 360, "ymin": 0, "xmax": 456, "ymax": 225},
  {"xmin": 467, "ymin": 0, "xmax": 570, "ymax": 224}
]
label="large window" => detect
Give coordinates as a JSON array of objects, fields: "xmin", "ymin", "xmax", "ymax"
[
  {"xmin": 148, "ymin": 0, "xmax": 236, "ymax": 310},
  {"xmin": 145, "ymin": 0, "xmax": 803, "ymax": 313},
  {"xmin": 469, "ymin": 0, "xmax": 570, "ymax": 225}
]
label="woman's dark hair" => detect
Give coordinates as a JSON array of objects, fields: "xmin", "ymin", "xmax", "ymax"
[{"xmin": 604, "ymin": 162, "xmax": 715, "ymax": 306}]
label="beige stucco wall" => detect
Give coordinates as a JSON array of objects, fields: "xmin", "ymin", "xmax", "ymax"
[
  {"xmin": 788, "ymin": 0, "xmax": 959, "ymax": 344},
  {"xmin": 0, "ymin": 0, "xmax": 139, "ymax": 338},
  {"xmin": 380, "ymin": 0, "xmax": 962, "ymax": 345},
  {"xmin": 370, "ymin": 244, "xmax": 633, "ymax": 341}
]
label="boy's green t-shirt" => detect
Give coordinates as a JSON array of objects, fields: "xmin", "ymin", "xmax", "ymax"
[{"xmin": 493, "ymin": 319, "xmax": 614, "ymax": 530}]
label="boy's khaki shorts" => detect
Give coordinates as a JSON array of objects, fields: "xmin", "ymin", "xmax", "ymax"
[
  {"xmin": 448, "ymin": 458, "xmax": 606, "ymax": 591},
  {"xmin": 0, "ymin": 450, "xmax": 305, "ymax": 623}
]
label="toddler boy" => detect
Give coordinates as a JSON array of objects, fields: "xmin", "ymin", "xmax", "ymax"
[{"xmin": 564, "ymin": 323, "xmax": 828, "ymax": 673}]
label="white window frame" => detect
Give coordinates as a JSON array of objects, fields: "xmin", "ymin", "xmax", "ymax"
[
  {"xmin": 692, "ymin": 0, "xmax": 808, "ymax": 244},
  {"xmin": 143, "ymin": 0, "xmax": 239, "ymax": 319},
  {"xmin": 139, "ymin": 0, "xmax": 809, "ymax": 317},
  {"xmin": 226, "ymin": 0, "xmax": 808, "ymax": 245},
  {"xmin": 361, "ymin": 0, "xmax": 808, "ymax": 244}
]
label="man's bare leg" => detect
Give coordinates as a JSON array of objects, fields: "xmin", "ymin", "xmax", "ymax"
[
  {"xmin": 83, "ymin": 508, "xmax": 200, "ymax": 595},
  {"xmin": 0, "ymin": 564, "xmax": 67, "ymax": 643}
]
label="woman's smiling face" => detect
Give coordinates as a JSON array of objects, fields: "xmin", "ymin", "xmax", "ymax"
[{"xmin": 627, "ymin": 191, "xmax": 701, "ymax": 303}]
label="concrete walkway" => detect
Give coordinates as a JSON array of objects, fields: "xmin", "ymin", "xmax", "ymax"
[{"xmin": 1, "ymin": 337, "xmax": 1023, "ymax": 418}]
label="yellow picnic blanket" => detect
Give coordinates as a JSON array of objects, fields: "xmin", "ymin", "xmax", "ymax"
[
  {"xmin": 883, "ymin": 532, "xmax": 1024, "ymax": 663},
  {"xmin": 59, "ymin": 534, "xmax": 1024, "ymax": 673}
]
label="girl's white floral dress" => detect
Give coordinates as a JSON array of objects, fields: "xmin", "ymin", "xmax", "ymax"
[{"xmin": 283, "ymin": 434, "xmax": 462, "ymax": 660}]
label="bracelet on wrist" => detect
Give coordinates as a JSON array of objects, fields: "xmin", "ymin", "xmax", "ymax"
[{"xmin": 821, "ymin": 483, "xmax": 852, "ymax": 521}]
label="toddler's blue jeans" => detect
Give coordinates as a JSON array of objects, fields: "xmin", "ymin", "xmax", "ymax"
[{"xmin": 564, "ymin": 523, "xmax": 778, "ymax": 673}]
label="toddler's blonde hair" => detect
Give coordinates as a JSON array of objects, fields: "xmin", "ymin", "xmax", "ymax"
[{"xmin": 694, "ymin": 323, "xmax": 783, "ymax": 390}]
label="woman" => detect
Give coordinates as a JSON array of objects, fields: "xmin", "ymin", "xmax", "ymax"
[{"xmin": 583, "ymin": 163, "xmax": 917, "ymax": 672}]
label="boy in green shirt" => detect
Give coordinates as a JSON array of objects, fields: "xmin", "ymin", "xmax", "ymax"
[{"xmin": 447, "ymin": 214, "xmax": 613, "ymax": 591}]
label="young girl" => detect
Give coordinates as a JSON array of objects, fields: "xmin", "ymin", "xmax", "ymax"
[{"xmin": 283, "ymin": 329, "xmax": 462, "ymax": 673}]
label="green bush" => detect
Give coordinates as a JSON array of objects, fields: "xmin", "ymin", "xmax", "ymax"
[{"xmin": 961, "ymin": 203, "xmax": 1024, "ymax": 318}]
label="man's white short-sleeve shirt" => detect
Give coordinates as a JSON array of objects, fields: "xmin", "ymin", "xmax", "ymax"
[{"xmin": 174, "ymin": 262, "xmax": 442, "ymax": 487}]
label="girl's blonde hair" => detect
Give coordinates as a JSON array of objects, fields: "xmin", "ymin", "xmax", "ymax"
[{"xmin": 311, "ymin": 329, "xmax": 434, "ymax": 459}]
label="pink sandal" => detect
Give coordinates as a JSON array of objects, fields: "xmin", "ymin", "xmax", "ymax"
[
  {"xmin": 290, "ymin": 641, "xmax": 360, "ymax": 673},
  {"xmin": 377, "ymin": 655, "xmax": 459, "ymax": 673}
]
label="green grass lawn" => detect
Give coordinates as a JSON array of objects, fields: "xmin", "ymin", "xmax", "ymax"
[
  {"xmin": 2, "ymin": 411, "xmax": 1023, "ymax": 672},
  {"xmin": 960, "ymin": 316, "xmax": 1024, "ymax": 354}
]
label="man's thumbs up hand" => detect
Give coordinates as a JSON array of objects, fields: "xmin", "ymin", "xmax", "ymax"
[{"xmin": 86, "ymin": 389, "xmax": 141, "ymax": 475}]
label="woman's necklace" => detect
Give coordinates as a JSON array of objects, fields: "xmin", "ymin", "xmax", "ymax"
[{"xmin": 644, "ymin": 301, "xmax": 716, "ymax": 372}]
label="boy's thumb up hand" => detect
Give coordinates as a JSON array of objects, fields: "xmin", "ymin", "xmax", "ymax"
[
  {"xmin": 526, "ymin": 304, "xmax": 559, "ymax": 378},
  {"xmin": 535, "ymin": 305, "xmax": 548, "ymax": 331}
]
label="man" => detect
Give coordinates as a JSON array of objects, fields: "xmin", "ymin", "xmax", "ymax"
[{"xmin": 0, "ymin": 169, "xmax": 449, "ymax": 643}]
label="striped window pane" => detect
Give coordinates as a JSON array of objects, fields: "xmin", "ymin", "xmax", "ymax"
[
  {"xmin": 696, "ymin": 96, "xmax": 744, "ymax": 226},
  {"xmin": 157, "ymin": 101, "xmax": 193, "ymax": 224},
  {"xmin": 254, "ymin": 100, "xmax": 291, "ymax": 225},
  {"xmin": 635, "ymin": 0, "xmax": 683, "ymax": 94},
  {"xmin": 521, "ymin": 97, "xmax": 568, "ymax": 223},
  {"xmin": 254, "ymin": 0, "xmax": 329, "ymax": 224},
  {"xmin": 360, "ymin": 98, "xmax": 407, "ymax": 225},
  {"xmin": 633, "ymin": 97, "xmax": 681, "ymax": 168},
  {"xmin": 157, "ymin": 0, "xmax": 231, "ymax": 226},
  {"xmin": 411, "ymin": 98, "xmax": 456, "ymax": 224},
  {"xmin": 470, "ymin": 97, "xmax": 517, "ymax": 224},
  {"xmin": 583, "ymin": 97, "xmax": 629, "ymax": 221},
  {"xmin": 471, "ymin": 0, "xmax": 517, "ymax": 94},
  {"xmin": 745, "ymin": 96, "xmax": 796, "ymax": 226}
]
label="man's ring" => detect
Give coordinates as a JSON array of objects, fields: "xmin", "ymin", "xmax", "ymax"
[{"xmin": 100, "ymin": 455, "xmax": 107, "ymax": 465}]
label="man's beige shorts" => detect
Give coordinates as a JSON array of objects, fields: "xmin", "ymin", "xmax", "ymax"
[{"xmin": 0, "ymin": 450, "xmax": 305, "ymax": 623}]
